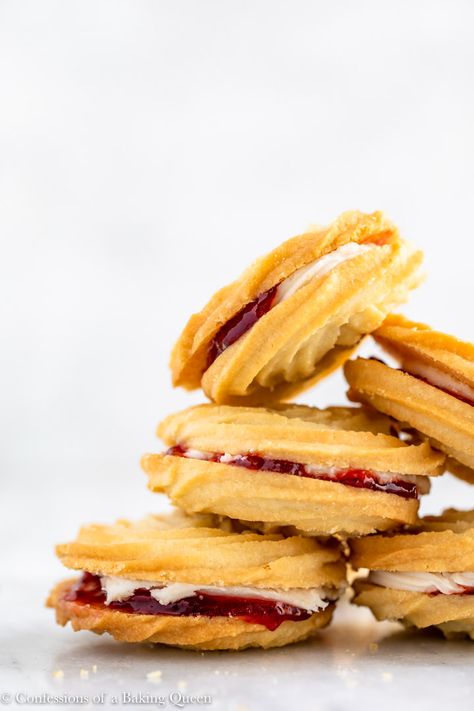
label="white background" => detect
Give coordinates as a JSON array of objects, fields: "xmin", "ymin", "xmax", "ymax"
[{"xmin": 2, "ymin": 2, "xmax": 474, "ymax": 709}]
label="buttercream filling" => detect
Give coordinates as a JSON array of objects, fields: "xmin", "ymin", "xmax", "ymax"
[
  {"xmin": 206, "ymin": 242, "xmax": 379, "ymax": 369},
  {"xmin": 166, "ymin": 446, "xmax": 430, "ymax": 499},
  {"xmin": 100, "ymin": 575, "xmax": 336, "ymax": 610},
  {"xmin": 400, "ymin": 357, "xmax": 474, "ymax": 406},
  {"xmin": 274, "ymin": 242, "xmax": 374, "ymax": 303},
  {"xmin": 64, "ymin": 573, "xmax": 340, "ymax": 631},
  {"xmin": 369, "ymin": 570, "xmax": 474, "ymax": 595}
]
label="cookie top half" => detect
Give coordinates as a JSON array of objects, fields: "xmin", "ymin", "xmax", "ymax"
[
  {"xmin": 350, "ymin": 509, "xmax": 474, "ymax": 572},
  {"xmin": 153, "ymin": 403, "xmax": 443, "ymax": 474},
  {"xmin": 56, "ymin": 510, "xmax": 345, "ymax": 589},
  {"xmin": 171, "ymin": 211, "xmax": 423, "ymax": 405}
]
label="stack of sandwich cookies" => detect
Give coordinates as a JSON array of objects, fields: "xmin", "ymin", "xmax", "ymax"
[
  {"xmin": 172, "ymin": 211, "xmax": 423, "ymax": 405},
  {"xmin": 350, "ymin": 509, "xmax": 474, "ymax": 639},
  {"xmin": 142, "ymin": 404, "xmax": 444, "ymax": 536},
  {"xmin": 47, "ymin": 512, "xmax": 346, "ymax": 650},
  {"xmin": 344, "ymin": 314, "xmax": 474, "ymax": 483},
  {"xmin": 51, "ymin": 208, "xmax": 466, "ymax": 650}
]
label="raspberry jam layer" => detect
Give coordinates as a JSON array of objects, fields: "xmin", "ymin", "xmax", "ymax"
[
  {"xmin": 65, "ymin": 573, "xmax": 312, "ymax": 631},
  {"xmin": 167, "ymin": 446, "xmax": 419, "ymax": 499},
  {"xmin": 206, "ymin": 286, "xmax": 277, "ymax": 369}
]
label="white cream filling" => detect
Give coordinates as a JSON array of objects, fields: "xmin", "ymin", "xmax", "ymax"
[
  {"xmin": 100, "ymin": 575, "xmax": 338, "ymax": 612},
  {"xmin": 275, "ymin": 242, "xmax": 375, "ymax": 304},
  {"xmin": 369, "ymin": 571, "xmax": 474, "ymax": 594},
  {"xmin": 181, "ymin": 448, "xmax": 211, "ymax": 460},
  {"xmin": 401, "ymin": 357, "xmax": 474, "ymax": 404},
  {"xmin": 176, "ymin": 450, "xmax": 429, "ymax": 494}
]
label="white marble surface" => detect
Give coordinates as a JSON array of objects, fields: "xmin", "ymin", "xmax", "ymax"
[{"xmin": 3, "ymin": 586, "xmax": 474, "ymax": 711}]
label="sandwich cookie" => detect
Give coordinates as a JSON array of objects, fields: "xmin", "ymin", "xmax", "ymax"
[
  {"xmin": 344, "ymin": 314, "xmax": 474, "ymax": 483},
  {"xmin": 141, "ymin": 404, "xmax": 444, "ymax": 536},
  {"xmin": 171, "ymin": 211, "xmax": 423, "ymax": 405},
  {"xmin": 47, "ymin": 511, "xmax": 346, "ymax": 651},
  {"xmin": 350, "ymin": 509, "xmax": 474, "ymax": 639}
]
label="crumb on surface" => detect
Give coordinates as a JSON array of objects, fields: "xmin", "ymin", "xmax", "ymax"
[
  {"xmin": 146, "ymin": 670, "xmax": 163, "ymax": 683},
  {"xmin": 92, "ymin": 664, "xmax": 98, "ymax": 674},
  {"xmin": 369, "ymin": 642, "xmax": 378, "ymax": 653},
  {"xmin": 178, "ymin": 680, "xmax": 187, "ymax": 691},
  {"xmin": 382, "ymin": 672, "xmax": 393, "ymax": 682},
  {"xmin": 52, "ymin": 670, "xmax": 64, "ymax": 680},
  {"xmin": 80, "ymin": 669, "xmax": 89, "ymax": 680}
]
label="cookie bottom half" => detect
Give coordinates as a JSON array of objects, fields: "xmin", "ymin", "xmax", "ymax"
[
  {"xmin": 352, "ymin": 580, "xmax": 474, "ymax": 640},
  {"xmin": 48, "ymin": 579, "xmax": 334, "ymax": 651},
  {"xmin": 145, "ymin": 456, "xmax": 420, "ymax": 536}
]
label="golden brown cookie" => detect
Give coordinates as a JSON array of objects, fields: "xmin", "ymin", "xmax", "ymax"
[
  {"xmin": 48, "ymin": 512, "xmax": 346, "ymax": 651},
  {"xmin": 141, "ymin": 404, "xmax": 444, "ymax": 537},
  {"xmin": 171, "ymin": 211, "xmax": 423, "ymax": 405},
  {"xmin": 350, "ymin": 509, "xmax": 474, "ymax": 639},
  {"xmin": 344, "ymin": 314, "xmax": 474, "ymax": 483}
]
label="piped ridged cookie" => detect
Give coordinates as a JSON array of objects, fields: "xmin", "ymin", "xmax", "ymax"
[
  {"xmin": 48, "ymin": 511, "xmax": 346, "ymax": 650},
  {"xmin": 350, "ymin": 509, "xmax": 474, "ymax": 640},
  {"xmin": 344, "ymin": 314, "xmax": 474, "ymax": 483},
  {"xmin": 142, "ymin": 404, "xmax": 444, "ymax": 537},
  {"xmin": 171, "ymin": 211, "xmax": 423, "ymax": 405}
]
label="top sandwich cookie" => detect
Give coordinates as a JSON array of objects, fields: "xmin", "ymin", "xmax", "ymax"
[
  {"xmin": 171, "ymin": 211, "xmax": 423, "ymax": 405},
  {"xmin": 344, "ymin": 314, "xmax": 474, "ymax": 483},
  {"xmin": 350, "ymin": 509, "xmax": 474, "ymax": 639},
  {"xmin": 47, "ymin": 510, "xmax": 346, "ymax": 651},
  {"xmin": 141, "ymin": 404, "xmax": 444, "ymax": 537}
]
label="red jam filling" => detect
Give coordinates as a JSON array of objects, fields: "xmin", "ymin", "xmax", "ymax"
[
  {"xmin": 167, "ymin": 446, "xmax": 419, "ymax": 500},
  {"xmin": 65, "ymin": 573, "xmax": 313, "ymax": 631},
  {"xmin": 206, "ymin": 286, "xmax": 278, "ymax": 369}
]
